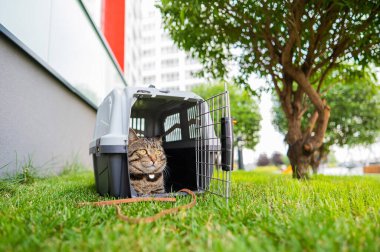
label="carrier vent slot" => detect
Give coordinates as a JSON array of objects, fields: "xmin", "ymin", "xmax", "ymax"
[
  {"xmin": 187, "ymin": 106, "xmax": 198, "ymax": 139},
  {"xmin": 164, "ymin": 113, "xmax": 182, "ymax": 142},
  {"xmin": 130, "ymin": 117, "xmax": 145, "ymax": 137}
]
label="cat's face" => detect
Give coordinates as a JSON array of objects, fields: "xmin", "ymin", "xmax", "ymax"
[{"xmin": 127, "ymin": 129, "xmax": 166, "ymax": 174}]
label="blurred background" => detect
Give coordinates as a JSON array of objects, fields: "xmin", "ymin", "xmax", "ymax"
[{"xmin": 1, "ymin": 0, "xmax": 379, "ymax": 176}]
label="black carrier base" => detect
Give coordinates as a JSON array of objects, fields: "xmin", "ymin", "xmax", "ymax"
[
  {"xmin": 92, "ymin": 153, "xmax": 132, "ymax": 198},
  {"xmin": 92, "ymin": 146, "xmax": 203, "ymax": 198}
]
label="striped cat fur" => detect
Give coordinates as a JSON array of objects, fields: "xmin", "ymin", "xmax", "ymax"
[{"xmin": 128, "ymin": 129, "xmax": 167, "ymax": 195}]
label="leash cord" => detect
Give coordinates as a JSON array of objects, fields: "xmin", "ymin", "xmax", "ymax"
[{"xmin": 78, "ymin": 188, "xmax": 196, "ymax": 224}]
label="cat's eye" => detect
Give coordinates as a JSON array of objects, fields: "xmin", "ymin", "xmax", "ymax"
[
  {"xmin": 137, "ymin": 150, "xmax": 147, "ymax": 155},
  {"xmin": 155, "ymin": 150, "xmax": 162, "ymax": 155}
]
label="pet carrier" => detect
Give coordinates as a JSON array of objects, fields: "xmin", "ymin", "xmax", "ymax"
[{"xmin": 89, "ymin": 86, "xmax": 233, "ymax": 201}]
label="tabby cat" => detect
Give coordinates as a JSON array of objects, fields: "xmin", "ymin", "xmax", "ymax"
[{"xmin": 128, "ymin": 129, "xmax": 167, "ymax": 195}]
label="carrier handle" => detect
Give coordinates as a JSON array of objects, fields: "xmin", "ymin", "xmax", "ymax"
[{"xmin": 221, "ymin": 117, "xmax": 233, "ymax": 171}]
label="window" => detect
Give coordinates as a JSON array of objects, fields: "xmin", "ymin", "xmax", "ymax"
[
  {"xmin": 164, "ymin": 113, "xmax": 181, "ymax": 142},
  {"xmin": 185, "ymin": 70, "xmax": 195, "ymax": 79},
  {"xmin": 131, "ymin": 51, "xmax": 136, "ymax": 65},
  {"xmin": 143, "ymin": 75, "xmax": 156, "ymax": 84},
  {"xmin": 132, "ymin": 75, "xmax": 136, "ymax": 85},
  {"xmin": 165, "ymin": 86, "xmax": 180, "ymax": 91},
  {"xmin": 161, "ymin": 33, "xmax": 170, "ymax": 40},
  {"xmin": 130, "ymin": 118, "xmax": 145, "ymax": 137},
  {"xmin": 161, "ymin": 72, "xmax": 179, "ymax": 82},
  {"xmin": 161, "ymin": 58, "xmax": 179, "ymax": 68},
  {"xmin": 142, "ymin": 49, "xmax": 155, "ymax": 57},
  {"xmin": 133, "ymin": 5, "xmax": 139, "ymax": 19},
  {"xmin": 185, "ymin": 55, "xmax": 197, "ymax": 65},
  {"xmin": 143, "ymin": 23, "xmax": 155, "ymax": 31},
  {"xmin": 142, "ymin": 36, "xmax": 155, "ymax": 44},
  {"xmin": 142, "ymin": 62, "xmax": 155, "ymax": 70},
  {"xmin": 185, "ymin": 84, "xmax": 200, "ymax": 91},
  {"xmin": 161, "ymin": 46, "xmax": 179, "ymax": 54}
]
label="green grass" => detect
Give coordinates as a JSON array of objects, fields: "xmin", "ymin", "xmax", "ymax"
[{"xmin": 0, "ymin": 170, "xmax": 379, "ymax": 252}]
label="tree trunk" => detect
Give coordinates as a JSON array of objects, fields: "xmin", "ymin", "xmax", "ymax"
[
  {"xmin": 311, "ymin": 155, "xmax": 320, "ymax": 174},
  {"xmin": 287, "ymin": 140, "xmax": 312, "ymax": 179},
  {"xmin": 278, "ymin": 70, "xmax": 330, "ymax": 179},
  {"xmin": 310, "ymin": 149, "xmax": 321, "ymax": 174},
  {"xmin": 285, "ymin": 113, "xmax": 313, "ymax": 179},
  {"xmin": 310, "ymin": 145, "xmax": 328, "ymax": 174}
]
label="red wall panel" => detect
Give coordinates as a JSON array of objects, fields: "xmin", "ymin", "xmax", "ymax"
[{"xmin": 102, "ymin": 0, "xmax": 125, "ymax": 71}]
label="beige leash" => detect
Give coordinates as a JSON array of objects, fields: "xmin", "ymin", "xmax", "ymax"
[{"xmin": 78, "ymin": 188, "xmax": 196, "ymax": 224}]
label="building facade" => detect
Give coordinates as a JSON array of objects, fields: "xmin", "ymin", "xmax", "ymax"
[
  {"xmin": 0, "ymin": 0, "xmax": 126, "ymax": 176},
  {"xmin": 125, "ymin": 0, "xmax": 205, "ymax": 90}
]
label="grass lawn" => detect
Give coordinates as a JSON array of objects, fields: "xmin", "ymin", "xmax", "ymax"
[{"xmin": 0, "ymin": 169, "xmax": 379, "ymax": 252}]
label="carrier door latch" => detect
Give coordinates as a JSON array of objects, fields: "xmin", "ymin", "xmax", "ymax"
[
  {"xmin": 221, "ymin": 117, "xmax": 233, "ymax": 171},
  {"xmin": 96, "ymin": 138, "xmax": 101, "ymax": 157}
]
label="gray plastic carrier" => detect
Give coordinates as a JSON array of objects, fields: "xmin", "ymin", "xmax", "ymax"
[{"xmin": 89, "ymin": 86, "xmax": 233, "ymax": 201}]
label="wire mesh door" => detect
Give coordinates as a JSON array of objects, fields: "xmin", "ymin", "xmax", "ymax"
[{"xmin": 196, "ymin": 90, "xmax": 233, "ymax": 202}]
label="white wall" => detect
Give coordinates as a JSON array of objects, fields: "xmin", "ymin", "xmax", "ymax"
[
  {"xmin": 0, "ymin": 33, "xmax": 96, "ymax": 176},
  {"xmin": 0, "ymin": 0, "xmax": 126, "ymax": 105}
]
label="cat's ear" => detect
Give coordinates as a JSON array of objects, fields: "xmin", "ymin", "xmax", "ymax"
[
  {"xmin": 155, "ymin": 136, "xmax": 163, "ymax": 143},
  {"xmin": 128, "ymin": 128, "xmax": 139, "ymax": 143}
]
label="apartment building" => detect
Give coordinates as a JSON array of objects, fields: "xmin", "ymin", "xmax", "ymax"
[{"xmin": 125, "ymin": 0, "xmax": 205, "ymax": 91}]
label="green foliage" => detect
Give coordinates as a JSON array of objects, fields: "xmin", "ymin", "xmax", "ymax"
[
  {"xmin": 158, "ymin": 0, "xmax": 380, "ymax": 87},
  {"xmin": 0, "ymin": 171, "xmax": 379, "ymax": 251},
  {"xmin": 192, "ymin": 82, "xmax": 261, "ymax": 149},
  {"xmin": 62, "ymin": 157, "xmax": 86, "ymax": 175},
  {"xmin": 257, "ymin": 153, "xmax": 270, "ymax": 166},
  {"xmin": 271, "ymin": 152, "xmax": 284, "ymax": 166},
  {"xmin": 273, "ymin": 68, "xmax": 380, "ymax": 148},
  {"xmin": 282, "ymin": 155, "xmax": 290, "ymax": 166},
  {"xmin": 1, "ymin": 155, "xmax": 38, "ymax": 185}
]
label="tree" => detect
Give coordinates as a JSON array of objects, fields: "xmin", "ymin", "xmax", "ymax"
[
  {"xmin": 271, "ymin": 152, "xmax": 284, "ymax": 166},
  {"xmin": 159, "ymin": 0, "xmax": 380, "ymax": 178},
  {"xmin": 273, "ymin": 69, "xmax": 380, "ymax": 173},
  {"xmin": 257, "ymin": 153, "xmax": 270, "ymax": 166},
  {"xmin": 192, "ymin": 82, "xmax": 261, "ymax": 150}
]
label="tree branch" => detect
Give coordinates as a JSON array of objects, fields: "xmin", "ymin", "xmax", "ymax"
[
  {"xmin": 293, "ymin": 85, "xmax": 304, "ymax": 117},
  {"xmin": 316, "ymin": 62, "xmax": 336, "ymax": 92},
  {"xmin": 298, "ymin": 106, "xmax": 309, "ymax": 120},
  {"xmin": 304, "ymin": 104, "xmax": 331, "ymax": 152},
  {"xmin": 304, "ymin": 2, "xmax": 340, "ymax": 72},
  {"xmin": 284, "ymin": 66, "xmax": 324, "ymax": 113},
  {"xmin": 282, "ymin": 74, "xmax": 294, "ymax": 118},
  {"xmin": 261, "ymin": 18, "xmax": 284, "ymax": 98},
  {"xmin": 311, "ymin": 5, "xmax": 379, "ymax": 76},
  {"xmin": 281, "ymin": 1, "xmax": 303, "ymax": 68},
  {"xmin": 271, "ymin": 73, "xmax": 282, "ymax": 98},
  {"xmin": 263, "ymin": 16, "xmax": 281, "ymax": 62},
  {"xmin": 303, "ymin": 110, "xmax": 319, "ymax": 139}
]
